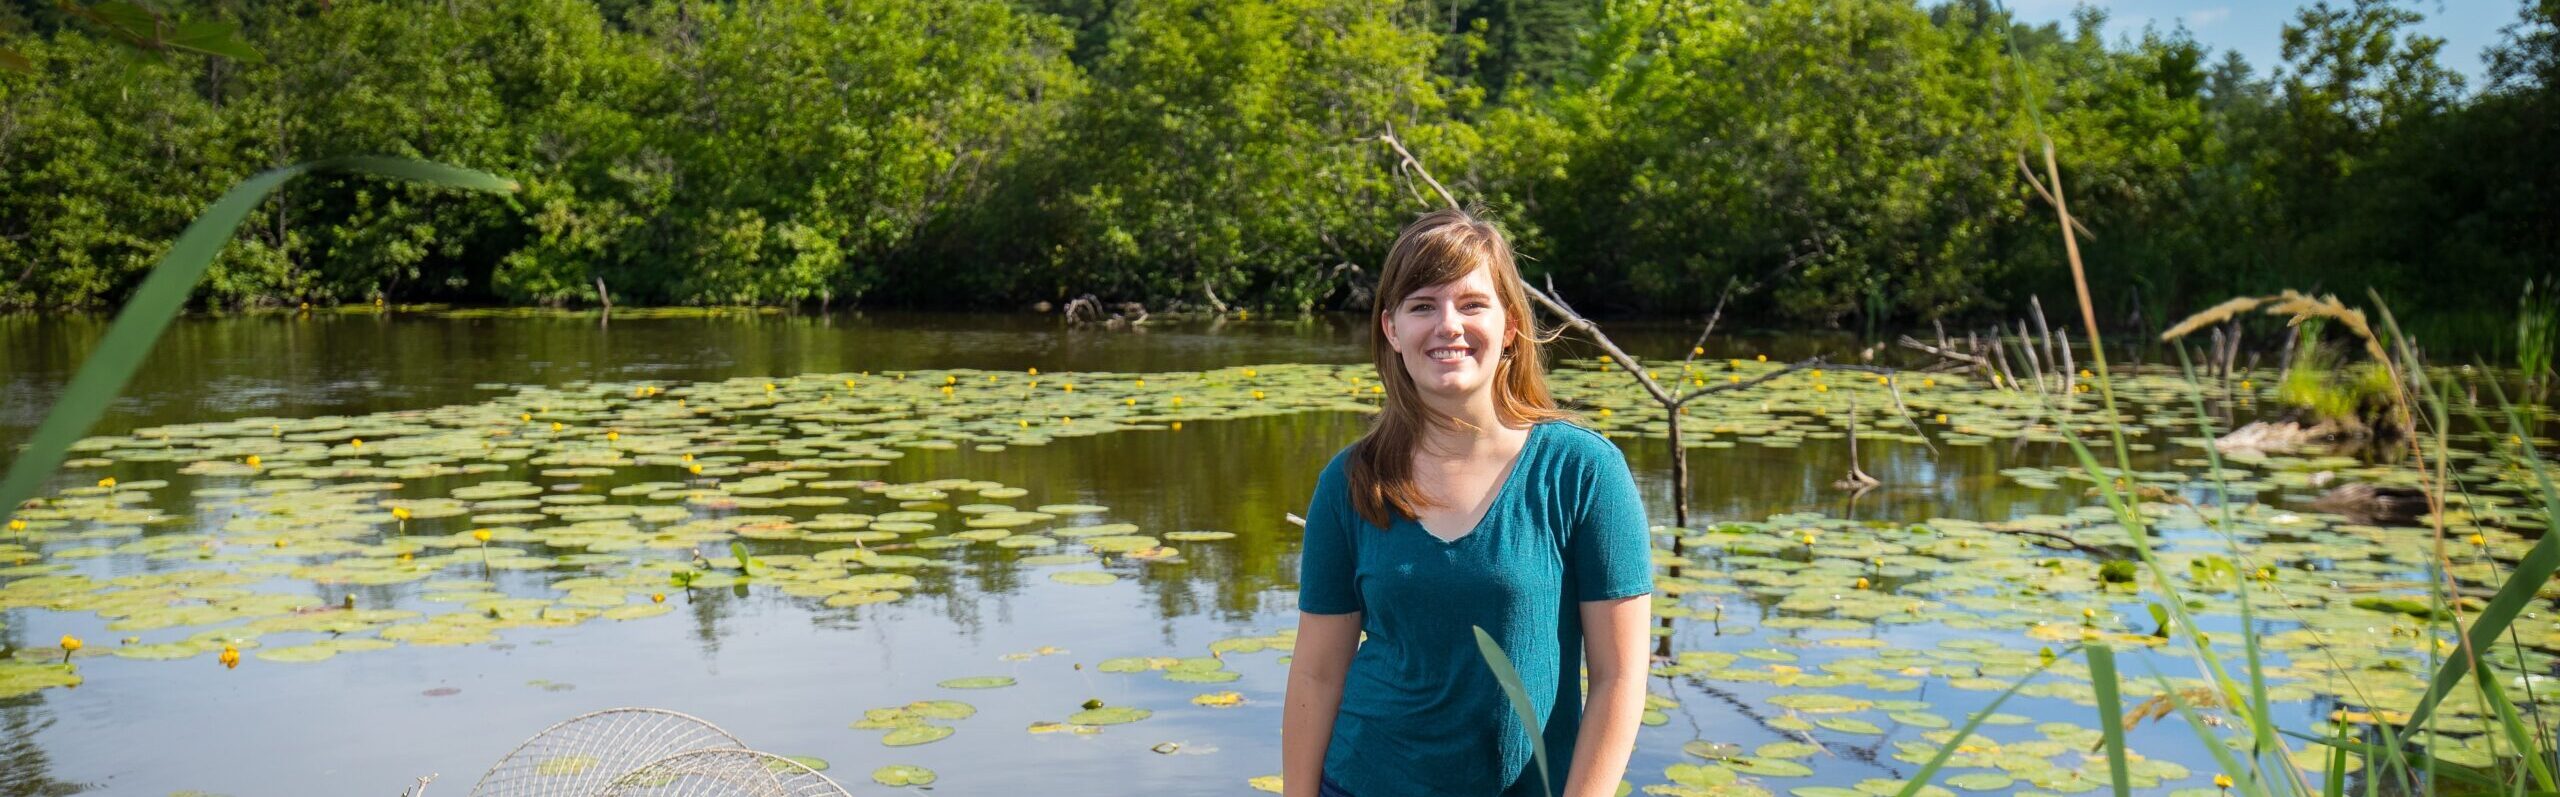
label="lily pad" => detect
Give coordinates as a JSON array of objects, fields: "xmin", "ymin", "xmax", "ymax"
[
  {"xmin": 871, "ymin": 764, "xmax": 935, "ymax": 786},
  {"xmin": 938, "ymin": 676, "xmax": 1016, "ymax": 689},
  {"xmin": 1065, "ymin": 706, "xmax": 1152, "ymax": 725}
]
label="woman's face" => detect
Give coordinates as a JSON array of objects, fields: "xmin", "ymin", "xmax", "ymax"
[{"xmin": 1382, "ymin": 266, "xmax": 1512, "ymax": 403}]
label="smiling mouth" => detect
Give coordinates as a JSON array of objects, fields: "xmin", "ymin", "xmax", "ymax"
[{"xmin": 1425, "ymin": 346, "xmax": 1472, "ymax": 362}]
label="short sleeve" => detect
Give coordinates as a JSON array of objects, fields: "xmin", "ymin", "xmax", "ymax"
[
  {"xmin": 1297, "ymin": 452, "xmax": 1364, "ymax": 615},
  {"xmin": 1569, "ymin": 434, "xmax": 1654, "ymax": 602}
]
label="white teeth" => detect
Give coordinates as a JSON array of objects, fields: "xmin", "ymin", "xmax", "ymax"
[{"xmin": 1426, "ymin": 347, "xmax": 1470, "ymax": 361}]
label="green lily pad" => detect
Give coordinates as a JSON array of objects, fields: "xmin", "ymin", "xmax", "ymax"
[
  {"xmin": 879, "ymin": 724, "xmax": 954, "ymax": 746},
  {"xmin": 1065, "ymin": 706, "xmax": 1152, "ymax": 725},
  {"xmin": 1944, "ymin": 773, "xmax": 2014, "ymax": 791},
  {"xmin": 871, "ymin": 764, "xmax": 935, "ymax": 786},
  {"xmin": 938, "ymin": 676, "xmax": 1016, "ymax": 689}
]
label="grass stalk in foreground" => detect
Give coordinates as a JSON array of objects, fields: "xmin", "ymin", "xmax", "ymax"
[
  {"xmin": 0, "ymin": 158, "xmax": 516, "ymax": 525},
  {"xmin": 1476, "ymin": 625, "xmax": 1556, "ymax": 797}
]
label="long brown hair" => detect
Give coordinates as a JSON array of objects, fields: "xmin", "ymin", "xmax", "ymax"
[{"xmin": 1346, "ymin": 207, "xmax": 1569, "ymax": 530}]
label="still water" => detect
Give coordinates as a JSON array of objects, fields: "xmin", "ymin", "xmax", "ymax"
[{"xmin": 0, "ymin": 310, "xmax": 2537, "ymax": 796}]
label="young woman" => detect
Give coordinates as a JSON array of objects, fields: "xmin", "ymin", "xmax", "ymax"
[{"xmin": 1282, "ymin": 208, "xmax": 1654, "ymax": 797}]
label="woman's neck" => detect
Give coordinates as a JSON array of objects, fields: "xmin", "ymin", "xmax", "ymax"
[{"xmin": 1413, "ymin": 386, "xmax": 1517, "ymax": 455}]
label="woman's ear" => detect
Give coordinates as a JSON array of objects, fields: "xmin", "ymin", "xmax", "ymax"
[{"xmin": 1380, "ymin": 311, "xmax": 1398, "ymax": 353}]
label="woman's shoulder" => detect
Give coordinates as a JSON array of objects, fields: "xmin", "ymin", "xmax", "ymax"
[
  {"xmin": 1316, "ymin": 439, "xmax": 1364, "ymax": 486},
  {"xmin": 1534, "ymin": 420, "xmax": 1627, "ymax": 462}
]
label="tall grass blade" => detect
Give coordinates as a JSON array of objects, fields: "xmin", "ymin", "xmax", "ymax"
[
  {"xmin": 2147, "ymin": 669, "xmax": 2272, "ymax": 797},
  {"xmin": 2175, "ymin": 347, "xmax": 2298, "ymax": 769},
  {"xmin": 2396, "ymin": 402, "xmax": 2560, "ymax": 733},
  {"xmin": 2088, "ymin": 645, "xmax": 2131, "ymax": 797},
  {"xmin": 0, "ymin": 157, "xmax": 515, "ymax": 524},
  {"xmin": 2277, "ymin": 730, "xmax": 2502, "ymax": 788},
  {"xmin": 1473, "ymin": 625, "xmax": 1554, "ymax": 797},
  {"xmin": 1892, "ymin": 648, "xmax": 2065, "ymax": 797},
  {"xmin": 2477, "ymin": 657, "xmax": 2558, "ymax": 790}
]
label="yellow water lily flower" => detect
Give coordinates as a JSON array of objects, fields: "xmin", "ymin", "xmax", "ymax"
[
  {"xmin": 1371, "ymin": 384, "xmax": 1384, "ymax": 393},
  {"xmin": 1243, "ymin": 369, "xmax": 1257, "ymax": 378},
  {"xmin": 6, "ymin": 519, "xmax": 23, "ymax": 532},
  {"xmin": 1854, "ymin": 578, "xmax": 1869, "ymax": 590},
  {"xmin": 764, "ymin": 382, "xmax": 776, "ymax": 392},
  {"xmin": 2469, "ymin": 533, "xmax": 2487, "ymax": 546},
  {"xmin": 1125, "ymin": 398, "xmax": 1137, "ymax": 406},
  {"xmin": 1922, "ymin": 378, "xmax": 1935, "ymax": 387},
  {"xmin": 1028, "ymin": 367, "xmax": 1039, "ymax": 376},
  {"xmin": 651, "ymin": 593, "xmax": 666, "ymax": 604},
  {"xmin": 688, "ymin": 464, "xmax": 704, "ymax": 475},
  {"xmin": 941, "ymin": 386, "xmax": 955, "ymax": 396},
  {"xmin": 606, "ymin": 430, "xmax": 620, "ymax": 442},
  {"xmin": 59, "ymin": 635, "xmax": 80, "ymax": 661},
  {"xmin": 1814, "ymin": 384, "xmax": 1828, "ymax": 392},
  {"xmin": 945, "ymin": 375, "xmax": 957, "ymax": 385},
  {"xmin": 1599, "ymin": 408, "xmax": 1613, "ymax": 417},
  {"xmin": 1755, "ymin": 354, "xmax": 1767, "ymax": 362},
  {"xmin": 521, "ymin": 413, "xmax": 533, "ymax": 422},
  {"xmin": 219, "ymin": 645, "xmax": 240, "ymax": 669},
  {"xmin": 390, "ymin": 507, "xmax": 411, "ymax": 521},
  {"xmin": 1064, "ymin": 383, "xmax": 1074, "ymax": 392},
  {"xmin": 1692, "ymin": 346, "xmax": 1705, "ymax": 356},
  {"xmin": 1171, "ymin": 396, "xmax": 1184, "ymax": 406},
  {"xmin": 1171, "ymin": 422, "xmax": 1183, "ymax": 431},
  {"xmin": 1135, "ymin": 379, "xmax": 1146, "ymax": 388},
  {"xmin": 350, "ymin": 439, "xmax": 363, "ymax": 449},
  {"xmin": 473, "ymin": 529, "xmax": 493, "ymax": 543},
  {"xmin": 1252, "ymin": 391, "xmax": 1265, "ymax": 400},
  {"xmin": 1935, "ymin": 414, "xmax": 1949, "ymax": 424},
  {"xmin": 2214, "ymin": 774, "xmax": 2233, "ymax": 790}
]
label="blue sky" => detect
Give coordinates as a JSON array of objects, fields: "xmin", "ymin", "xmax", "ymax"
[{"xmin": 2003, "ymin": 0, "xmax": 2520, "ymax": 89}]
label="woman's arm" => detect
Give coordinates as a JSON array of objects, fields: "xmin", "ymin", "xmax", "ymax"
[
  {"xmin": 1282, "ymin": 610, "xmax": 1363, "ymax": 797},
  {"xmin": 1561, "ymin": 595, "xmax": 1651, "ymax": 797}
]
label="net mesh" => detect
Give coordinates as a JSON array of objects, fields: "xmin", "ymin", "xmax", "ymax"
[
  {"xmin": 470, "ymin": 708, "xmax": 764, "ymax": 797},
  {"xmin": 593, "ymin": 749, "xmax": 848, "ymax": 797}
]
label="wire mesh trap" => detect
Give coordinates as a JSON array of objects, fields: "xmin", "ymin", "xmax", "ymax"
[{"xmin": 470, "ymin": 708, "xmax": 850, "ymax": 797}]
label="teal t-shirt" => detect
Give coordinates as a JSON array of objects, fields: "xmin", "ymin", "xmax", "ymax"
[{"xmin": 1298, "ymin": 420, "xmax": 1655, "ymax": 797}]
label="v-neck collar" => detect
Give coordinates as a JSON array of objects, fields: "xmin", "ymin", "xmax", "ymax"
[{"xmin": 1411, "ymin": 422, "xmax": 1547, "ymax": 544}]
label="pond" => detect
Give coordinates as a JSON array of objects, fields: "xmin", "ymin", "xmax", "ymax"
[{"xmin": 0, "ymin": 310, "xmax": 2553, "ymax": 797}]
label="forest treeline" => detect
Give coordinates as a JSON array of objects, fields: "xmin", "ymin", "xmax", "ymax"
[{"xmin": 1, "ymin": 0, "xmax": 2552, "ymax": 339}]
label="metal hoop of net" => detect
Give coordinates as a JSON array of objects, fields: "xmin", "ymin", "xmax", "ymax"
[
  {"xmin": 593, "ymin": 749, "xmax": 850, "ymax": 797},
  {"xmin": 471, "ymin": 708, "xmax": 748, "ymax": 797}
]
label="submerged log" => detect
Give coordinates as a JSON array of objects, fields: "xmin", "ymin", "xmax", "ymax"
[{"xmin": 2309, "ymin": 483, "xmax": 2432, "ymax": 526}]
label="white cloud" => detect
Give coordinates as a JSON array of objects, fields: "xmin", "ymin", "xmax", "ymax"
[{"xmin": 2185, "ymin": 7, "xmax": 2232, "ymax": 27}]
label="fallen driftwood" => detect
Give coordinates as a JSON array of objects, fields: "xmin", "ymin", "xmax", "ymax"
[{"xmin": 2214, "ymin": 418, "xmax": 2366, "ymax": 456}]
